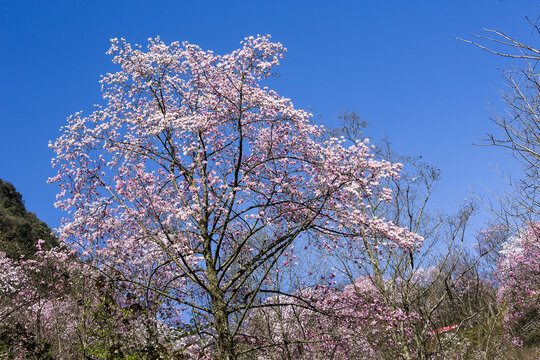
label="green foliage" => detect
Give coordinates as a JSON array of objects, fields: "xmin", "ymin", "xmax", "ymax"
[
  {"xmin": 0, "ymin": 322, "xmax": 53, "ymax": 360},
  {"xmin": 0, "ymin": 179, "xmax": 58, "ymax": 259}
]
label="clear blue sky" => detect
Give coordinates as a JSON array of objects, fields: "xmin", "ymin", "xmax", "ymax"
[{"xmin": 0, "ymin": 0, "xmax": 537, "ymax": 233}]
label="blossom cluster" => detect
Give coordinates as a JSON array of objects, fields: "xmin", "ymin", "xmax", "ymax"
[
  {"xmin": 497, "ymin": 223, "xmax": 540, "ymax": 346},
  {"xmin": 246, "ymin": 278, "xmax": 419, "ymax": 360}
]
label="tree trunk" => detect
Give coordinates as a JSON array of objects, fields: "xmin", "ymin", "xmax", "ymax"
[
  {"xmin": 211, "ymin": 296, "xmax": 236, "ymax": 360},
  {"xmin": 206, "ymin": 261, "xmax": 237, "ymax": 360}
]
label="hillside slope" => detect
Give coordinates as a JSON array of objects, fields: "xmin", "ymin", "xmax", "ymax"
[{"xmin": 0, "ymin": 179, "xmax": 58, "ymax": 259}]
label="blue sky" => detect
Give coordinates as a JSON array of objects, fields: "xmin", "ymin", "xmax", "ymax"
[{"xmin": 0, "ymin": 0, "xmax": 537, "ymax": 233}]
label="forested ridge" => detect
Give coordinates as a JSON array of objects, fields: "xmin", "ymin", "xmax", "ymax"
[{"xmin": 0, "ymin": 179, "xmax": 58, "ymax": 259}]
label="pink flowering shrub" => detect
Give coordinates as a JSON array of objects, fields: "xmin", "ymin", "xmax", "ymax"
[
  {"xmin": 0, "ymin": 252, "xmax": 25, "ymax": 297},
  {"xmin": 497, "ymin": 223, "xmax": 540, "ymax": 346},
  {"xmin": 244, "ymin": 278, "xmax": 419, "ymax": 360},
  {"xmin": 0, "ymin": 242, "xmax": 75, "ymax": 359},
  {"xmin": 0, "ymin": 241, "xmax": 194, "ymax": 359}
]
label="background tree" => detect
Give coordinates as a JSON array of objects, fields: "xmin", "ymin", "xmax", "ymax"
[
  {"xmin": 461, "ymin": 27, "xmax": 540, "ymax": 224},
  {"xmin": 313, "ymin": 112, "xmax": 515, "ymax": 358}
]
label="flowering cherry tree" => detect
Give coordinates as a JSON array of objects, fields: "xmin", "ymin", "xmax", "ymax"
[{"xmin": 49, "ymin": 35, "xmax": 422, "ymax": 359}]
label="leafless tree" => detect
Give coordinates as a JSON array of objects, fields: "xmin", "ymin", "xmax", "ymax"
[{"xmin": 460, "ymin": 27, "xmax": 540, "ymax": 224}]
